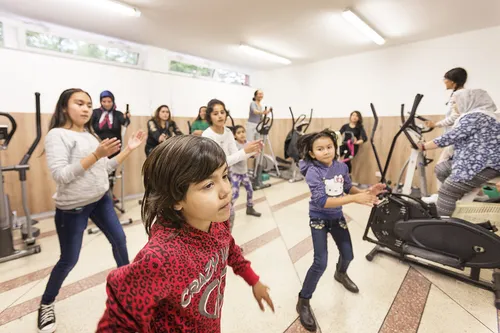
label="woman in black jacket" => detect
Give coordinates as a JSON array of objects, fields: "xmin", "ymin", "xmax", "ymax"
[
  {"xmin": 145, "ymin": 105, "xmax": 183, "ymax": 156},
  {"xmin": 91, "ymin": 90, "xmax": 131, "ymax": 201},
  {"xmin": 339, "ymin": 111, "xmax": 367, "ymax": 174}
]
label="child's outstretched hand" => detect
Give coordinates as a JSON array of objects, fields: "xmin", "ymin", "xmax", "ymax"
[
  {"xmin": 127, "ymin": 130, "xmax": 147, "ymax": 150},
  {"xmin": 252, "ymin": 281, "xmax": 275, "ymax": 313},
  {"xmin": 368, "ymin": 183, "xmax": 387, "ymax": 196}
]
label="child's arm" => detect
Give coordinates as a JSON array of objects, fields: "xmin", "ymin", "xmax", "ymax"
[
  {"xmin": 97, "ymin": 251, "xmax": 170, "ymax": 332},
  {"xmin": 225, "ymin": 221, "xmax": 275, "ymax": 312},
  {"xmin": 45, "ymin": 131, "xmax": 108, "ymax": 185},
  {"xmin": 226, "ymin": 131, "xmax": 257, "ymax": 167},
  {"xmin": 307, "ymin": 168, "xmax": 376, "ymax": 208},
  {"xmin": 104, "ymin": 131, "xmax": 146, "ymax": 173}
]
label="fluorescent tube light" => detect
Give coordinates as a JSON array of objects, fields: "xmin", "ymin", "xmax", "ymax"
[
  {"xmin": 341, "ymin": 9, "xmax": 385, "ymax": 45},
  {"xmin": 86, "ymin": 0, "xmax": 141, "ymax": 17},
  {"xmin": 239, "ymin": 44, "xmax": 291, "ymax": 65}
]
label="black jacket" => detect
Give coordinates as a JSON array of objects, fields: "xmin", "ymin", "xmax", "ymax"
[
  {"xmin": 145, "ymin": 119, "xmax": 183, "ymax": 156},
  {"xmin": 91, "ymin": 108, "xmax": 130, "ymax": 158}
]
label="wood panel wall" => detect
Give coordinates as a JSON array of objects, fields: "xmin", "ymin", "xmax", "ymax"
[{"xmin": 1, "ymin": 113, "xmax": 443, "ymax": 216}]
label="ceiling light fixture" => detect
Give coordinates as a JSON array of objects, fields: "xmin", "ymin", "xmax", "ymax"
[
  {"xmin": 341, "ymin": 9, "xmax": 385, "ymax": 45},
  {"xmin": 239, "ymin": 44, "xmax": 291, "ymax": 65},
  {"xmin": 86, "ymin": 0, "xmax": 141, "ymax": 17}
]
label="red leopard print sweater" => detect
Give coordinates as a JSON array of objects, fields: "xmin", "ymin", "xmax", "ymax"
[{"xmin": 96, "ymin": 220, "xmax": 259, "ymax": 333}]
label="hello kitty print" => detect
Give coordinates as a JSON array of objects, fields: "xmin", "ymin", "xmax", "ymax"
[{"xmin": 324, "ymin": 175, "xmax": 345, "ymax": 197}]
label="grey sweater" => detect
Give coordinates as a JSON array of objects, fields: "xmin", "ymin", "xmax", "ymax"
[{"xmin": 45, "ymin": 128, "xmax": 119, "ymax": 210}]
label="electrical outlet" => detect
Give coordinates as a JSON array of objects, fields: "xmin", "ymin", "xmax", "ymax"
[{"xmin": 375, "ymin": 171, "xmax": 381, "ymax": 177}]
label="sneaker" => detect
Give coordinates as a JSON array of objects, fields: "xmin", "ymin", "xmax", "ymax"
[{"xmin": 38, "ymin": 303, "xmax": 56, "ymax": 333}]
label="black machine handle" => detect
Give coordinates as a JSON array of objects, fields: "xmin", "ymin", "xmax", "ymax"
[
  {"xmin": 19, "ymin": 92, "xmax": 42, "ymax": 166},
  {"xmin": 256, "ymin": 107, "xmax": 273, "ymax": 133},
  {"xmin": 0, "ymin": 112, "xmax": 17, "ymax": 149},
  {"xmin": 289, "ymin": 107, "xmax": 313, "ymax": 133},
  {"xmin": 369, "ymin": 103, "xmax": 385, "ymax": 182},
  {"xmin": 371, "ymin": 94, "xmax": 424, "ymax": 183}
]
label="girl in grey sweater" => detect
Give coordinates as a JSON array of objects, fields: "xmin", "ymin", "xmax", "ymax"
[{"xmin": 37, "ymin": 88, "xmax": 145, "ymax": 333}]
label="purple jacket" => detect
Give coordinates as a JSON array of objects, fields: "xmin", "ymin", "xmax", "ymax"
[{"xmin": 299, "ymin": 159, "xmax": 352, "ymax": 220}]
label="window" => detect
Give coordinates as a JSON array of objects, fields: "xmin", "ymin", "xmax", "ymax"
[
  {"xmin": 25, "ymin": 31, "xmax": 139, "ymax": 65},
  {"xmin": 169, "ymin": 60, "xmax": 214, "ymax": 78},
  {"xmin": 169, "ymin": 60, "xmax": 250, "ymax": 86},
  {"xmin": 0, "ymin": 22, "xmax": 3, "ymax": 46},
  {"xmin": 214, "ymin": 69, "xmax": 250, "ymax": 86}
]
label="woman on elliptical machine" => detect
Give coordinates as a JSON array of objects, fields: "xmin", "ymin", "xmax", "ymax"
[{"xmin": 418, "ymin": 89, "xmax": 500, "ymax": 217}]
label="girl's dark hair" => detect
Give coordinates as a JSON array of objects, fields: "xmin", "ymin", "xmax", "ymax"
[
  {"xmin": 298, "ymin": 129, "xmax": 338, "ymax": 162},
  {"xmin": 141, "ymin": 135, "xmax": 227, "ymax": 236},
  {"xmin": 232, "ymin": 124, "xmax": 245, "ymax": 135},
  {"xmin": 196, "ymin": 106, "xmax": 207, "ymax": 121},
  {"xmin": 48, "ymin": 88, "xmax": 94, "ymax": 134},
  {"xmin": 153, "ymin": 105, "xmax": 171, "ymax": 124},
  {"xmin": 350, "ymin": 111, "xmax": 363, "ymax": 127},
  {"xmin": 206, "ymin": 99, "xmax": 229, "ymax": 126},
  {"xmin": 252, "ymin": 90, "xmax": 262, "ymax": 102},
  {"xmin": 444, "ymin": 67, "xmax": 468, "ymax": 90}
]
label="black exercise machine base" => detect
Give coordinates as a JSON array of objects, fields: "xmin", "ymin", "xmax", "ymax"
[
  {"xmin": 0, "ymin": 244, "xmax": 41, "ymax": 264},
  {"xmin": 87, "ymin": 218, "xmax": 134, "ymax": 235},
  {"xmin": 365, "ymin": 244, "xmax": 500, "ymax": 294}
]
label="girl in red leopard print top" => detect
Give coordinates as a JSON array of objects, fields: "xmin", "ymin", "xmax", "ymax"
[{"xmin": 97, "ymin": 135, "xmax": 274, "ymax": 333}]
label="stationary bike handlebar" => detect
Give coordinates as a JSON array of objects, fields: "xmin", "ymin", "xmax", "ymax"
[{"xmin": 0, "ymin": 112, "xmax": 17, "ymax": 149}]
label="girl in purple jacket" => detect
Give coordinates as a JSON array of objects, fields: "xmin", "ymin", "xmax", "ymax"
[{"xmin": 295, "ymin": 129, "xmax": 385, "ymax": 332}]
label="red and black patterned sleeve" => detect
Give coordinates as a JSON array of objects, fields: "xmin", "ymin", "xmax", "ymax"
[
  {"xmin": 224, "ymin": 221, "xmax": 260, "ymax": 286},
  {"xmin": 96, "ymin": 250, "xmax": 170, "ymax": 333}
]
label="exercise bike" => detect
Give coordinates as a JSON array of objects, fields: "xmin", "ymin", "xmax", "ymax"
[
  {"xmin": 266, "ymin": 107, "xmax": 313, "ymax": 183},
  {"xmin": 0, "ymin": 93, "xmax": 42, "ymax": 264},
  {"xmin": 364, "ymin": 93, "xmax": 500, "ymax": 309}
]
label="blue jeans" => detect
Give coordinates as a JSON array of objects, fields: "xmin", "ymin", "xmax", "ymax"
[
  {"xmin": 299, "ymin": 217, "xmax": 354, "ymax": 300},
  {"xmin": 41, "ymin": 194, "xmax": 129, "ymax": 304}
]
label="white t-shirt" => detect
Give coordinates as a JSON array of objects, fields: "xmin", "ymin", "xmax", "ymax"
[{"xmin": 202, "ymin": 127, "xmax": 254, "ymax": 167}]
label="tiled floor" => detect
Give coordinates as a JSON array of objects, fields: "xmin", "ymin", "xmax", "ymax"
[{"xmin": 0, "ymin": 177, "xmax": 499, "ymax": 333}]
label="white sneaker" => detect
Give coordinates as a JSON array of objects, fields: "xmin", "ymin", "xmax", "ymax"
[{"xmin": 38, "ymin": 303, "xmax": 57, "ymax": 333}]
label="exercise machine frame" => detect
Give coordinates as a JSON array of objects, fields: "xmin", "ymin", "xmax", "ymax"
[
  {"xmin": 267, "ymin": 107, "xmax": 313, "ymax": 183},
  {"xmin": 364, "ymin": 94, "xmax": 500, "ymax": 309},
  {"xmin": 392, "ymin": 104, "xmax": 434, "ymax": 197},
  {"xmin": 0, "ymin": 93, "xmax": 42, "ymax": 264},
  {"xmin": 250, "ymin": 109, "xmax": 280, "ymax": 190}
]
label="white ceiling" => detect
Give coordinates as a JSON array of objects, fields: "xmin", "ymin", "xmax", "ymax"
[{"xmin": 1, "ymin": 0, "xmax": 500, "ymax": 70}]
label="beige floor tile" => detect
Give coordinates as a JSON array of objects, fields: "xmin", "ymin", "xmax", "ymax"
[{"xmin": 418, "ymin": 285, "xmax": 493, "ymax": 333}]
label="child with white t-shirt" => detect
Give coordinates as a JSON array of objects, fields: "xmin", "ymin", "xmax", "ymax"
[{"xmin": 202, "ymin": 99, "xmax": 262, "ymax": 229}]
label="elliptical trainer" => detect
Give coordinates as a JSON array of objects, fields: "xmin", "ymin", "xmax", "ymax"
[
  {"xmin": 267, "ymin": 107, "xmax": 313, "ymax": 183},
  {"xmin": 364, "ymin": 94, "xmax": 500, "ymax": 309},
  {"xmin": 0, "ymin": 93, "xmax": 42, "ymax": 263},
  {"xmin": 392, "ymin": 104, "xmax": 435, "ymax": 197},
  {"xmin": 250, "ymin": 108, "xmax": 280, "ymax": 190}
]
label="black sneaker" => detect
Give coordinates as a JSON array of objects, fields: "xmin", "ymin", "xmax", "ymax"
[{"xmin": 38, "ymin": 303, "xmax": 56, "ymax": 333}]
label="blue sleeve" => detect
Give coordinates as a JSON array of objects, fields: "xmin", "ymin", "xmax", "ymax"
[
  {"xmin": 343, "ymin": 165, "xmax": 352, "ymax": 194},
  {"xmin": 305, "ymin": 167, "xmax": 328, "ymax": 208},
  {"xmin": 433, "ymin": 113, "xmax": 477, "ymax": 147}
]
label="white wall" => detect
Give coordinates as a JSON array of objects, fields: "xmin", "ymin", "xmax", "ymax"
[
  {"xmin": 256, "ymin": 25, "xmax": 500, "ymax": 119},
  {"xmin": 0, "ymin": 46, "xmax": 255, "ymax": 118}
]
